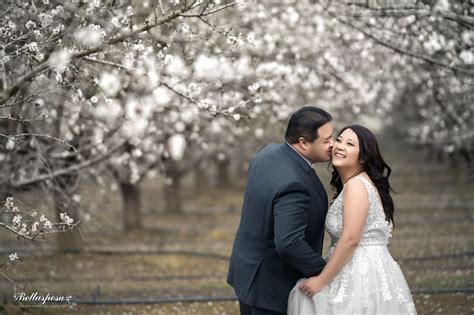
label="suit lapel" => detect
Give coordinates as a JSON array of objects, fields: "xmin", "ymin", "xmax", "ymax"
[
  {"xmin": 281, "ymin": 144, "xmax": 328, "ymax": 207},
  {"xmin": 309, "ymin": 170, "xmax": 328, "ymax": 208}
]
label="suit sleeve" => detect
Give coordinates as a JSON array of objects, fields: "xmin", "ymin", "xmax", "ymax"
[{"xmin": 273, "ymin": 182, "xmax": 326, "ymax": 277}]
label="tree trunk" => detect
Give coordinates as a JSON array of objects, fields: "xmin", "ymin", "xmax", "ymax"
[
  {"xmin": 120, "ymin": 182, "xmax": 142, "ymax": 231},
  {"xmin": 164, "ymin": 174, "xmax": 183, "ymax": 213},
  {"xmin": 216, "ymin": 158, "xmax": 231, "ymax": 189},
  {"xmin": 53, "ymin": 187, "xmax": 83, "ymax": 253},
  {"xmin": 194, "ymin": 161, "xmax": 210, "ymax": 194}
]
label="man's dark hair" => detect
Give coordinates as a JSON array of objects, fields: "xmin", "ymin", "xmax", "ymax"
[{"xmin": 285, "ymin": 106, "xmax": 332, "ymax": 144}]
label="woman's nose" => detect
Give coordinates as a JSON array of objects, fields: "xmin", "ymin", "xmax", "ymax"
[{"xmin": 334, "ymin": 143, "xmax": 345, "ymax": 151}]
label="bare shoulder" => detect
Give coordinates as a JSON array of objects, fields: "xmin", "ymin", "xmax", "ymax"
[
  {"xmin": 345, "ymin": 176, "xmax": 367, "ymax": 190},
  {"xmin": 343, "ymin": 176, "xmax": 368, "ymax": 199}
]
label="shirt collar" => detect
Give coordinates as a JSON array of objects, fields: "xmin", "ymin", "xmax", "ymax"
[{"xmin": 286, "ymin": 142, "xmax": 313, "ymax": 168}]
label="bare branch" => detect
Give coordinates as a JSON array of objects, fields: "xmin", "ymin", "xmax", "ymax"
[
  {"xmin": 0, "ymin": 115, "xmax": 46, "ymax": 123},
  {"xmin": 325, "ymin": 11, "xmax": 474, "ymax": 77},
  {"xmin": 0, "ymin": 133, "xmax": 76, "ymax": 151},
  {"xmin": 0, "ymin": 222, "xmax": 36, "ymax": 241},
  {"xmin": 181, "ymin": 1, "xmax": 237, "ymax": 17},
  {"xmin": 158, "ymin": 0, "xmax": 166, "ymax": 15},
  {"xmin": 0, "ymin": 6, "xmax": 13, "ymax": 18},
  {"xmin": 11, "ymin": 140, "xmax": 126, "ymax": 188},
  {"xmin": 0, "ymin": 88, "xmax": 56, "ymax": 109},
  {"xmin": 332, "ymin": 2, "xmax": 474, "ymax": 28},
  {"xmin": 196, "ymin": 16, "xmax": 239, "ymax": 41},
  {"xmin": 161, "ymin": 81, "xmax": 251, "ymax": 119},
  {"xmin": 0, "ymin": 5, "xmax": 191, "ymax": 105},
  {"xmin": 83, "ymin": 57, "xmax": 129, "ymax": 70},
  {"xmin": 0, "ymin": 271, "xmax": 25, "ymax": 295}
]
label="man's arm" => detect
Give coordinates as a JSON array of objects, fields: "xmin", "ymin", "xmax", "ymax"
[{"xmin": 273, "ymin": 182, "xmax": 326, "ymax": 277}]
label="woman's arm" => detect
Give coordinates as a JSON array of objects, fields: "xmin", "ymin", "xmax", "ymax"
[{"xmin": 298, "ymin": 178, "xmax": 368, "ymax": 296}]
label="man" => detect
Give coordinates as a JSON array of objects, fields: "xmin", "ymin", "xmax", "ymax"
[{"xmin": 227, "ymin": 106, "xmax": 334, "ymax": 314}]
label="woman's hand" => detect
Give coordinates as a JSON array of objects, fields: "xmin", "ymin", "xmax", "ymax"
[{"xmin": 298, "ymin": 276, "xmax": 326, "ymax": 297}]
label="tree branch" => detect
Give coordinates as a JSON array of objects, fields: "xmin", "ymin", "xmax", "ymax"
[
  {"xmin": 332, "ymin": 2, "xmax": 474, "ymax": 28},
  {"xmin": 326, "ymin": 11, "xmax": 474, "ymax": 77},
  {"xmin": 0, "ymin": 5, "xmax": 191, "ymax": 105},
  {"xmin": 0, "ymin": 115, "xmax": 46, "ymax": 123},
  {"xmin": 181, "ymin": 1, "xmax": 237, "ymax": 17},
  {"xmin": 11, "ymin": 140, "xmax": 126, "ymax": 188},
  {"xmin": 0, "ymin": 133, "xmax": 76, "ymax": 151}
]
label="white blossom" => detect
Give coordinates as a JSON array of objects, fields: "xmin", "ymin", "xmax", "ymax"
[
  {"xmin": 25, "ymin": 20, "xmax": 37, "ymax": 30},
  {"xmin": 5, "ymin": 197, "xmax": 14, "ymax": 209},
  {"xmin": 96, "ymin": 98, "xmax": 122, "ymax": 122},
  {"xmin": 166, "ymin": 55, "xmax": 190, "ymax": 79},
  {"xmin": 255, "ymin": 128, "xmax": 264, "ymax": 138},
  {"xmin": 72, "ymin": 194, "xmax": 82, "ymax": 203},
  {"xmin": 43, "ymin": 220, "xmax": 53, "ymax": 229},
  {"xmin": 60, "ymin": 213, "xmax": 74, "ymax": 225},
  {"xmin": 127, "ymin": 6, "xmax": 134, "ymax": 17},
  {"xmin": 75, "ymin": 28, "xmax": 102, "ymax": 47},
  {"xmin": 174, "ymin": 121, "xmax": 186, "ymax": 133},
  {"xmin": 99, "ymin": 72, "xmax": 121, "ymax": 97},
  {"xmin": 12, "ymin": 215, "xmax": 22, "ymax": 226},
  {"xmin": 168, "ymin": 134, "xmax": 187, "ymax": 161},
  {"xmin": 5, "ymin": 138, "xmax": 15, "ymax": 151},
  {"xmin": 153, "ymin": 87, "xmax": 172, "ymax": 106},
  {"xmin": 459, "ymin": 50, "xmax": 473, "ymax": 64},
  {"xmin": 28, "ymin": 42, "xmax": 39, "ymax": 52},
  {"xmin": 8, "ymin": 253, "xmax": 19, "ymax": 262},
  {"xmin": 194, "ymin": 55, "xmax": 220, "ymax": 79},
  {"xmin": 31, "ymin": 221, "xmax": 40, "ymax": 233},
  {"xmin": 129, "ymin": 161, "xmax": 140, "ymax": 184},
  {"xmin": 434, "ymin": 0, "xmax": 450, "ymax": 11},
  {"xmin": 19, "ymin": 223, "xmax": 28, "ymax": 235}
]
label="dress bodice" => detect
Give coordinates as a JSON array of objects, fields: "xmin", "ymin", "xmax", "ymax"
[
  {"xmin": 289, "ymin": 175, "xmax": 417, "ymax": 314},
  {"xmin": 325, "ymin": 175, "xmax": 392, "ymax": 248}
]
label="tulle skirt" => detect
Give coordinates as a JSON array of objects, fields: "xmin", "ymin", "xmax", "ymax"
[{"xmin": 288, "ymin": 245, "xmax": 417, "ymax": 314}]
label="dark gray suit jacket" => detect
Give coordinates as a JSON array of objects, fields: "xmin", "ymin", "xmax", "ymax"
[{"xmin": 227, "ymin": 143, "xmax": 328, "ymax": 313}]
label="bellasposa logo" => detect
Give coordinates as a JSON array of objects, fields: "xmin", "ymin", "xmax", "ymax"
[{"xmin": 14, "ymin": 292, "xmax": 72, "ymax": 306}]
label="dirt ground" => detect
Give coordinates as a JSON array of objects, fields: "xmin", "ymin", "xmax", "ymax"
[{"xmin": 1, "ymin": 143, "xmax": 473, "ymax": 314}]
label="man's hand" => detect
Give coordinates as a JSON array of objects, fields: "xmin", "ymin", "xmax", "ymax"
[{"xmin": 298, "ymin": 276, "xmax": 326, "ymax": 297}]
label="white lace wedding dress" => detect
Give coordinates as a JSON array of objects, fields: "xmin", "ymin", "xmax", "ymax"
[{"xmin": 288, "ymin": 175, "xmax": 417, "ymax": 314}]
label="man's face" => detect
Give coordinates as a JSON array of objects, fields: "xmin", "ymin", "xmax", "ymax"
[{"xmin": 306, "ymin": 122, "xmax": 334, "ymax": 163}]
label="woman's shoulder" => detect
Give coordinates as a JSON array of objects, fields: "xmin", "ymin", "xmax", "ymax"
[{"xmin": 343, "ymin": 174, "xmax": 370, "ymax": 196}]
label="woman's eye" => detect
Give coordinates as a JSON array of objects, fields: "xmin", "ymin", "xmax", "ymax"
[{"xmin": 348, "ymin": 143, "xmax": 354, "ymax": 146}]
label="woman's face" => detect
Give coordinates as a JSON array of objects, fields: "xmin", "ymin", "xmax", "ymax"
[{"xmin": 331, "ymin": 128, "xmax": 361, "ymax": 169}]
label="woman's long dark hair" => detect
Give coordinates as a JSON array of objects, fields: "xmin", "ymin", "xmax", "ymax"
[{"xmin": 330, "ymin": 125, "xmax": 395, "ymax": 227}]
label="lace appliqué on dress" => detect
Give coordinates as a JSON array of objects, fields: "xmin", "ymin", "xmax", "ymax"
[{"xmin": 288, "ymin": 175, "xmax": 417, "ymax": 315}]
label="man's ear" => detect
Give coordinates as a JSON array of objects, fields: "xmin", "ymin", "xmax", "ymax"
[{"xmin": 298, "ymin": 137, "xmax": 309, "ymax": 150}]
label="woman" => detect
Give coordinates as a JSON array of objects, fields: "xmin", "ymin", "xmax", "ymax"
[{"xmin": 288, "ymin": 125, "xmax": 416, "ymax": 314}]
